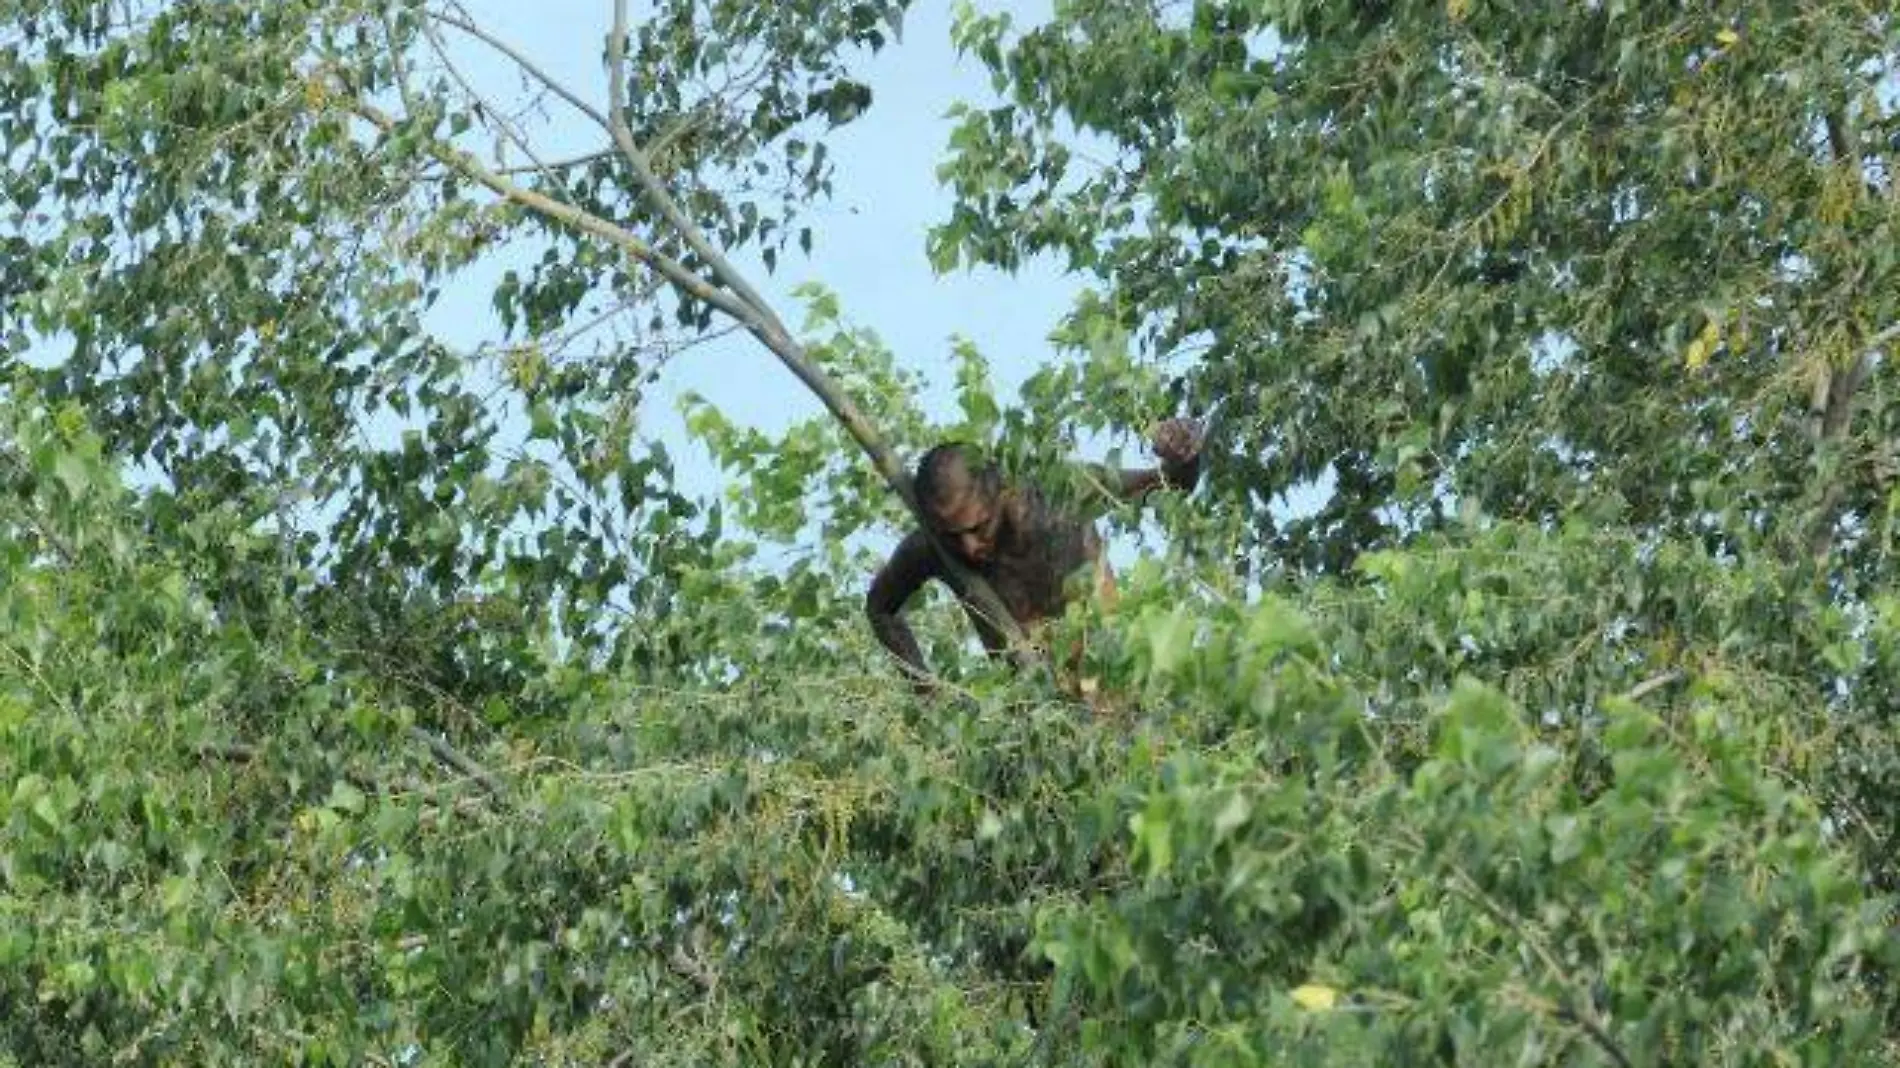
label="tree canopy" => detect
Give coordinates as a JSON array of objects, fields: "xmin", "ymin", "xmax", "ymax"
[{"xmin": 1, "ymin": 1, "xmax": 1897, "ymax": 1065}]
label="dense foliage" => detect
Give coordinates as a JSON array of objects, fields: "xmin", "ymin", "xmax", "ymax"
[
  {"xmin": 2, "ymin": 1, "xmax": 1897, "ymax": 1065},
  {"xmin": 938, "ymin": 0, "xmax": 1898, "ymax": 580}
]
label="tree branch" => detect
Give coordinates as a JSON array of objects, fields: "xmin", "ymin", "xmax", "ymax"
[
  {"xmin": 348, "ymin": 69, "xmax": 1036, "ymax": 661},
  {"xmin": 1825, "ymin": 108, "xmax": 1854, "ymax": 166},
  {"xmin": 496, "ymin": 148, "xmax": 615, "ymax": 176},
  {"xmin": 1440, "ymin": 860, "xmax": 1632, "ymax": 1068},
  {"xmin": 1619, "ymin": 669, "xmax": 1683, "ymax": 703},
  {"xmin": 1806, "ymin": 322, "xmax": 1897, "ymax": 563},
  {"xmin": 421, "ymin": 17, "xmax": 561, "ymax": 187},
  {"xmin": 407, "ymin": 725, "xmax": 507, "ymax": 799},
  {"xmin": 351, "ymin": 98, "xmax": 764, "ymax": 329},
  {"xmin": 197, "ymin": 741, "xmax": 260, "ymax": 762}
]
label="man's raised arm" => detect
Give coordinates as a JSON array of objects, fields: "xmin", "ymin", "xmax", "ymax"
[{"xmin": 1066, "ymin": 417, "xmax": 1205, "ymax": 516}]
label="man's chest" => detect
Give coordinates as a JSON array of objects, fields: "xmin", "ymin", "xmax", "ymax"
[{"xmin": 978, "ymin": 512, "xmax": 1101, "ymax": 620}]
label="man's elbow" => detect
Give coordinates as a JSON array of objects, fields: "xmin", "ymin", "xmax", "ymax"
[
  {"xmin": 864, "ymin": 586, "xmax": 905, "ymax": 640},
  {"xmin": 1164, "ymin": 458, "xmax": 1203, "ymax": 493}
]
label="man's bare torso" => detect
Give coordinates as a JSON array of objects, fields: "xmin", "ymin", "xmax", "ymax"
[{"xmin": 954, "ymin": 485, "xmax": 1103, "ymax": 650}]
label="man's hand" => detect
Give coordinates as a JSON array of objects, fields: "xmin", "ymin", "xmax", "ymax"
[{"xmin": 1149, "ymin": 417, "xmax": 1205, "ymax": 488}]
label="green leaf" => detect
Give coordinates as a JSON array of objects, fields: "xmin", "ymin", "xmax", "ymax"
[
  {"xmin": 326, "ymin": 781, "xmax": 366, "ymax": 815},
  {"xmin": 1146, "ymin": 607, "xmax": 1195, "ymax": 676}
]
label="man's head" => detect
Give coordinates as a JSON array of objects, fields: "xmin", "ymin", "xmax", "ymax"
[{"xmin": 915, "ymin": 443, "xmax": 1004, "ymax": 564}]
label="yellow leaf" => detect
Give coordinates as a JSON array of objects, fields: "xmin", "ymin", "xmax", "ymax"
[
  {"xmin": 1715, "ymin": 28, "xmax": 1739, "ymax": 47},
  {"xmin": 1447, "ymin": 0, "xmax": 1470, "ymax": 21},
  {"xmin": 1291, "ymin": 983, "xmax": 1340, "ymax": 1011},
  {"xmin": 1685, "ymin": 320, "xmax": 1719, "ymax": 371}
]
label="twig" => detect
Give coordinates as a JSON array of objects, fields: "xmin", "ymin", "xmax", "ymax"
[
  {"xmin": 1619, "ymin": 669, "xmax": 1684, "ymax": 703},
  {"xmin": 422, "ymin": 17, "xmax": 560, "ymax": 185},
  {"xmin": 428, "ymin": 10, "xmax": 611, "ymax": 132},
  {"xmin": 407, "ymin": 725, "xmax": 506, "ymax": 799},
  {"xmin": 1825, "ymin": 108, "xmax": 1854, "ymax": 168},
  {"xmin": 496, "ymin": 148, "xmax": 614, "ymax": 176},
  {"xmin": 665, "ymin": 926, "xmax": 719, "ymax": 993},
  {"xmin": 197, "ymin": 741, "xmax": 260, "ymax": 762},
  {"xmin": 1806, "ymin": 321, "xmax": 1898, "ymax": 562},
  {"xmin": 1440, "ymin": 863, "xmax": 1633, "ymax": 1068}
]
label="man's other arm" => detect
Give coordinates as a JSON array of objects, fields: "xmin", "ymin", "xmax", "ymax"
[
  {"xmin": 1064, "ymin": 418, "xmax": 1205, "ymax": 517},
  {"xmin": 865, "ymin": 529, "xmax": 942, "ymax": 692}
]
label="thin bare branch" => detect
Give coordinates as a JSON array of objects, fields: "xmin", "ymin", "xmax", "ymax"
[
  {"xmin": 1867, "ymin": 321, "xmax": 1900, "ymax": 358},
  {"xmin": 197, "ymin": 741, "xmax": 260, "ymax": 762},
  {"xmin": 1440, "ymin": 858, "xmax": 1632, "ymax": 1068},
  {"xmin": 497, "ymin": 148, "xmax": 615, "ymax": 176},
  {"xmin": 428, "ymin": 8, "xmax": 612, "ymax": 132},
  {"xmin": 382, "ymin": 10, "xmax": 422, "ymax": 118},
  {"xmin": 1806, "ymin": 321, "xmax": 1898, "ymax": 562},
  {"xmin": 421, "ymin": 17, "xmax": 560, "ymax": 185},
  {"xmin": 1619, "ymin": 669, "xmax": 1684, "ymax": 703},
  {"xmin": 1826, "ymin": 108, "xmax": 1854, "ymax": 165},
  {"xmin": 666, "ymin": 939, "xmax": 718, "ymax": 992}
]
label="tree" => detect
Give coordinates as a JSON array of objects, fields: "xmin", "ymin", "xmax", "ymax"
[{"xmin": 3, "ymin": 2, "xmax": 1899, "ymax": 1064}]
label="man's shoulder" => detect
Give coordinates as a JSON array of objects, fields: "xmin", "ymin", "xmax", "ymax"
[
  {"xmin": 870, "ymin": 529, "xmax": 942, "ymax": 598},
  {"xmin": 892, "ymin": 525, "xmax": 937, "ymax": 554},
  {"xmin": 1015, "ymin": 465, "xmax": 1115, "ymax": 516},
  {"xmin": 1004, "ymin": 481, "xmax": 1093, "ymax": 540}
]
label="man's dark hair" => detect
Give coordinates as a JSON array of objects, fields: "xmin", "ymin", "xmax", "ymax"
[{"xmin": 914, "ymin": 443, "xmax": 998, "ymax": 514}]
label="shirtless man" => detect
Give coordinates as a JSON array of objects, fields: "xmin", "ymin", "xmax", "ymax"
[{"xmin": 864, "ymin": 419, "xmax": 1203, "ymax": 694}]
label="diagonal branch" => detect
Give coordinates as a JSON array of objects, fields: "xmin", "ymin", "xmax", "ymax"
[
  {"xmin": 1825, "ymin": 108, "xmax": 1854, "ymax": 168},
  {"xmin": 347, "ymin": 92, "xmax": 1035, "ymax": 659},
  {"xmin": 351, "ymin": 99, "xmax": 764, "ymax": 330},
  {"xmin": 497, "ymin": 148, "xmax": 615, "ymax": 176},
  {"xmin": 1619, "ymin": 669, "xmax": 1684, "ymax": 703},
  {"xmin": 408, "ymin": 725, "xmax": 507, "ymax": 798},
  {"xmin": 1422, "ymin": 845, "xmax": 1632, "ymax": 1068},
  {"xmin": 607, "ymin": 0, "xmax": 784, "ymax": 336}
]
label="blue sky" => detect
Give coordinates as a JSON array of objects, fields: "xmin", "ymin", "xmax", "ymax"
[{"xmin": 428, "ymin": 0, "xmax": 1087, "ymax": 503}]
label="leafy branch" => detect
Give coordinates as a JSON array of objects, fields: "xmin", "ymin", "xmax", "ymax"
[{"xmin": 348, "ymin": 10, "xmax": 1038, "ymax": 664}]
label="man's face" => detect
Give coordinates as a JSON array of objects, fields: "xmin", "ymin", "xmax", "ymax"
[{"xmin": 930, "ymin": 487, "xmax": 1001, "ymax": 565}]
